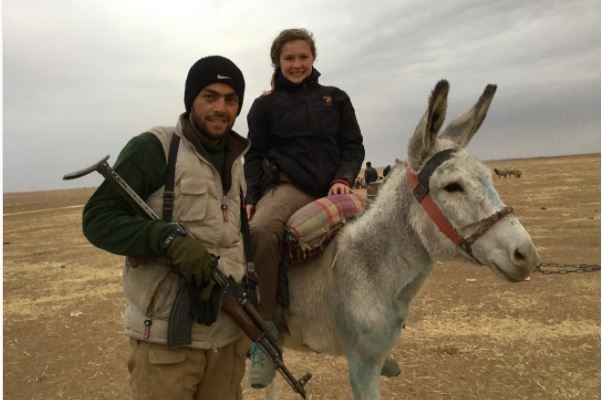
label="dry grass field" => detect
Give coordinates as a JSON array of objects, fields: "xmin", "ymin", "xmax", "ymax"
[{"xmin": 3, "ymin": 153, "xmax": 600, "ymax": 400}]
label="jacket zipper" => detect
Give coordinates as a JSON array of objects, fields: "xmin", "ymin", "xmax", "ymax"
[
  {"xmin": 221, "ymin": 198, "xmax": 229, "ymax": 222},
  {"xmin": 144, "ymin": 310, "xmax": 153, "ymax": 339}
]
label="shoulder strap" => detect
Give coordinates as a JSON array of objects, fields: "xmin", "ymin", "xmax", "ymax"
[
  {"xmin": 239, "ymin": 187, "xmax": 259, "ymax": 304},
  {"xmin": 239, "ymin": 188, "xmax": 254, "ymax": 261},
  {"xmin": 162, "ymin": 134, "xmax": 180, "ymax": 222}
]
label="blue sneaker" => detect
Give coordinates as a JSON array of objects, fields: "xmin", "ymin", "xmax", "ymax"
[{"xmin": 248, "ymin": 324, "xmax": 279, "ymax": 388}]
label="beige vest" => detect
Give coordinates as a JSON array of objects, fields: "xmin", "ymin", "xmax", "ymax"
[{"xmin": 122, "ymin": 117, "xmax": 248, "ymax": 350}]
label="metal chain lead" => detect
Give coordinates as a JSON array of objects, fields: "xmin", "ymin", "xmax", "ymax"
[{"xmin": 534, "ymin": 263, "xmax": 601, "ymax": 274}]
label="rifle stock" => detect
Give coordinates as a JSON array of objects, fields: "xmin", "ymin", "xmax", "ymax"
[{"xmin": 64, "ymin": 155, "xmax": 311, "ymax": 399}]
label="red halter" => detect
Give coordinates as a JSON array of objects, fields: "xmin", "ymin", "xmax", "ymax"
[{"xmin": 405, "ymin": 151, "xmax": 513, "ymax": 258}]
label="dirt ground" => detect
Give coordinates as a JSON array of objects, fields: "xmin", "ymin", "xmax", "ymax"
[{"xmin": 3, "ymin": 153, "xmax": 600, "ymax": 400}]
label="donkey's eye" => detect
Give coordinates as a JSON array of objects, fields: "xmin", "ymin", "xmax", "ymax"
[{"xmin": 444, "ymin": 182, "xmax": 464, "ymax": 193}]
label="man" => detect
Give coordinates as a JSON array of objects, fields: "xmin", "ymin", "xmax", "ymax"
[
  {"xmin": 82, "ymin": 56, "xmax": 250, "ymax": 400},
  {"xmin": 364, "ymin": 161, "xmax": 378, "ymax": 184}
]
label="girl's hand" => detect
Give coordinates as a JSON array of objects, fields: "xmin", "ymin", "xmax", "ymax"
[{"xmin": 328, "ymin": 182, "xmax": 352, "ymax": 195}]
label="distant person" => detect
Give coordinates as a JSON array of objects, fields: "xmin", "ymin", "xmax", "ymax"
[
  {"xmin": 244, "ymin": 27, "xmax": 365, "ymax": 388},
  {"xmin": 364, "ymin": 161, "xmax": 378, "ymax": 184},
  {"xmin": 82, "ymin": 56, "xmax": 250, "ymax": 400},
  {"xmin": 383, "ymin": 164, "xmax": 391, "ymax": 177}
]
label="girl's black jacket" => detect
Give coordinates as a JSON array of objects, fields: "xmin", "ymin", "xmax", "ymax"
[{"xmin": 244, "ymin": 69, "xmax": 365, "ymax": 205}]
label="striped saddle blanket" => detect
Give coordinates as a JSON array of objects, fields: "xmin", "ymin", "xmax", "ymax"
[{"xmin": 284, "ymin": 193, "xmax": 367, "ymax": 264}]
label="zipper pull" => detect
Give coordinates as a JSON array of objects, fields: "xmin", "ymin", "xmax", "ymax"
[
  {"xmin": 144, "ymin": 319, "xmax": 153, "ymax": 339},
  {"xmin": 221, "ymin": 200, "xmax": 229, "ymax": 222}
]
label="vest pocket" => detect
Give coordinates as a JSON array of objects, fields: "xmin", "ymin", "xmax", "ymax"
[
  {"xmin": 123, "ymin": 259, "xmax": 172, "ymax": 316},
  {"xmin": 179, "ymin": 177, "xmax": 208, "ymax": 222}
]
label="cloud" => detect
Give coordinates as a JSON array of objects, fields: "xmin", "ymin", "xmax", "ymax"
[{"xmin": 3, "ymin": 0, "xmax": 600, "ymax": 192}]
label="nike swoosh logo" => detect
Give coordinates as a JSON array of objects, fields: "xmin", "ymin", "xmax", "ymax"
[{"xmin": 217, "ymin": 74, "xmax": 232, "ymax": 80}]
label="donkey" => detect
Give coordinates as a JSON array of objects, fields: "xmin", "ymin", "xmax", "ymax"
[{"xmin": 272, "ymin": 80, "xmax": 539, "ymax": 400}]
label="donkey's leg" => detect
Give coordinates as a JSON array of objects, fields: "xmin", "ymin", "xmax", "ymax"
[
  {"xmin": 346, "ymin": 350, "xmax": 384, "ymax": 400},
  {"xmin": 380, "ymin": 319, "xmax": 404, "ymax": 377}
]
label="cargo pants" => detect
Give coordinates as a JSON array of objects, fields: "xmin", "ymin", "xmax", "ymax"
[
  {"xmin": 250, "ymin": 182, "xmax": 315, "ymax": 321},
  {"xmin": 127, "ymin": 336, "xmax": 250, "ymax": 400}
]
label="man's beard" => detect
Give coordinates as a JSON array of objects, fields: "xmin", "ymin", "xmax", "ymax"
[{"xmin": 190, "ymin": 111, "xmax": 232, "ymax": 141}]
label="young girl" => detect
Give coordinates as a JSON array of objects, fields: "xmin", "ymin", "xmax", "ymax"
[{"xmin": 244, "ymin": 28, "xmax": 365, "ymax": 388}]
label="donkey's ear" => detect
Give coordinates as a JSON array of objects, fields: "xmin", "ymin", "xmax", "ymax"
[
  {"xmin": 408, "ymin": 80, "xmax": 449, "ymax": 169},
  {"xmin": 440, "ymin": 84, "xmax": 497, "ymax": 148}
]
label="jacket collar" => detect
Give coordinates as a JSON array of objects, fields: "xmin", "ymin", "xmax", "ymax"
[
  {"xmin": 275, "ymin": 68, "xmax": 321, "ymax": 91},
  {"xmin": 175, "ymin": 113, "xmax": 250, "ymax": 194}
]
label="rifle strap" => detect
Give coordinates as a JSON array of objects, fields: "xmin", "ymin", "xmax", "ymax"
[
  {"xmin": 162, "ymin": 133, "xmax": 252, "ymax": 267},
  {"xmin": 240, "ymin": 188, "xmax": 259, "ymax": 305},
  {"xmin": 239, "ymin": 188, "xmax": 254, "ymax": 261},
  {"xmin": 163, "ymin": 134, "xmax": 180, "ymax": 222},
  {"xmin": 162, "ymin": 133, "xmax": 257, "ymax": 299}
]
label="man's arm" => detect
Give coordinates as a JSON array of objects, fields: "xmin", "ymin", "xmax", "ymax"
[{"xmin": 82, "ymin": 132, "xmax": 172, "ymax": 258}]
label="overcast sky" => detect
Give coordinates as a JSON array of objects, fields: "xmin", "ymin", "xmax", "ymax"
[{"xmin": 3, "ymin": 0, "xmax": 600, "ymax": 192}]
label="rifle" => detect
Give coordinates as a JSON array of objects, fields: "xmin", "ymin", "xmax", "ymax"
[{"xmin": 64, "ymin": 155, "xmax": 312, "ymax": 399}]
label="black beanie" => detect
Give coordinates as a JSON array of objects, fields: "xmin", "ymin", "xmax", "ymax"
[{"xmin": 184, "ymin": 55, "xmax": 245, "ymax": 115}]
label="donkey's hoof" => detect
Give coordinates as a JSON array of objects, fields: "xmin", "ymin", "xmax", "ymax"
[{"xmin": 381, "ymin": 356, "xmax": 400, "ymax": 377}]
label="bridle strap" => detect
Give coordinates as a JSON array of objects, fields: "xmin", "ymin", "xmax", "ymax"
[
  {"xmin": 406, "ymin": 168, "xmax": 466, "ymax": 248},
  {"xmin": 413, "ymin": 149, "xmax": 457, "ymax": 201},
  {"xmin": 463, "ymin": 205, "xmax": 514, "ymax": 248},
  {"xmin": 406, "ymin": 150, "xmax": 513, "ymax": 258}
]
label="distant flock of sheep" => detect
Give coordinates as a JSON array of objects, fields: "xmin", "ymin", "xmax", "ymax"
[
  {"xmin": 353, "ymin": 166, "xmax": 523, "ymax": 189},
  {"xmin": 493, "ymin": 167, "xmax": 522, "ymax": 178}
]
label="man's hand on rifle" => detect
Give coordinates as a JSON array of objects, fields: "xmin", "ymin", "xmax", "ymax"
[{"xmin": 162, "ymin": 226, "xmax": 218, "ymax": 288}]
